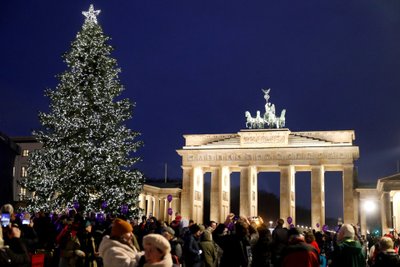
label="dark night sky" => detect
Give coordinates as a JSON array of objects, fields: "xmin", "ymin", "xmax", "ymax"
[{"xmin": 1, "ymin": 1, "xmax": 400, "ymax": 220}]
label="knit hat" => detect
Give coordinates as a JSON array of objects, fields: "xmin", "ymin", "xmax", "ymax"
[
  {"xmin": 162, "ymin": 226, "xmax": 175, "ymax": 236},
  {"xmin": 84, "ymin": 220, "xmax": 92, "ymax": 228},
  {"xmin": 111, "ymin": 218, "xmax": 133, "ymax": 237},
  {"xmin": 143, "ymin": 234, "xmax": 171, "ymax": 255}
]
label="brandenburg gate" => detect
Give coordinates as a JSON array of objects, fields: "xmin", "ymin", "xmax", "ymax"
[{"xmin": 176, "ymin": 89, "xmax": 359, "ymax": 227}]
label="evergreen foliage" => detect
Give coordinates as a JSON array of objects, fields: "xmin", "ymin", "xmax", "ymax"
[{"xmin": 21, "ymin": 6, "xmax": 144, "ymax": 214}]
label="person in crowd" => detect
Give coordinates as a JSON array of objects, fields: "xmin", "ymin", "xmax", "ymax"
[
  {"xmin": 2, "ymin": 223, "xmax": 31, "ymax": 267},
  {"xmin": 251, "ymin": 223, "xmax": 272, "ymax": 267},
  {"xmin": 77, "ymin": 220, "xmax": 98, "ymax": 267},
  {"xmin": 170, "ymin": 213, "xmax": 182, "ymax": 237},
  {"xmin": 271, "ymin": 218, "xmax": 288, "ymax": 266},
  {"xmin": 183, "ymin": 223, "xmax": 203, "ymax": 267},
  {"xmin": 372, "ymin": 236, "xmax": 400, "ymax": 267},
  {"xmin": 280, "ymin": 227, "xmax": 319, "ymax": 267},
  {"xmin": 137, "ymin": 216, "xmax": 149, "ymax": 250},
  {"xmin": 98, "ymin": 218, "xmax": 142, "ymax": 267},
  {"xmin": 206, "ymin": 221, "xmax": 217, "ymax": 233},
  {"xmin": 161, "ymin": 226, "xmax": 183, "ymax": 265},
  {"xmin": 199, "ymin": 230, "xmax": 217, "ymax": 267},
  {"xmin": 304, "ymin": 231, "xmax": 320, "ymax": 254},
  {"xmin": 213, "ymin": 214, "xmax": 252, "ymax": 267},
  {"xmin": 137, "ymin": 234, "xmax": 173, "ymax": 267},
  {"xmin": 57, "ymin": 220, "xmax": 86, "ymax": 267},
  {"xmin": 330, "ymin": 224, "xmax": 366, "ymax": 267}
]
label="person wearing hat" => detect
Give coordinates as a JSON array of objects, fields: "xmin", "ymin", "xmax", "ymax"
[
  {"xmin": 279, "ymin": 227, "xmax": 319, "ymax": 267},
  {"xmin": 99, "ymin": 218, "xmax": 143, "ymax": 267},
  {"xmin": 183, "ymin": 223, "xmax": 203, "ymax": 267},
  {"xmin": 161, "ymin": 226, "xmax": 183, "ymax": 265},
  {"xmin": 77, "ymin": 220, "xmax": 99, "ymax": 267},
  {"xmin": 137, "ymin": 234, "xmax": 173, "ymax": 267},
  {"xmin": 330, "ymin": 224, "xmax": 366, "ymax": 267}
]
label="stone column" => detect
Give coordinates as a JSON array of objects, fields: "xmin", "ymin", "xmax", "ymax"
[
  {"xmin": 159, "ymin": 197, "xmax": 166, "ymax": 222},
  {"xmin": 139, "ymin": 194, "xmax": 146, "ymax": 211},
  {"xmin": 181, "ymin": 166, "xmax": 193, "ymax": 220},
  {"xmin": 154, "ymin": 196, "xmax": 160, "ymax": 219},
  {"xmin": 192, "ymin": 166, "xmax": 204, "ymax": 223},
  {"xmin": 353, "ymin": 191, "xmax": 360, "ymax": 228},
  {"xmin": 381, "ymin": 191, "xmax": 392, "ymax": 235},
  {"xmin": 342, "ymin": 165, "xmax": 355, "ymax": 224},
  {"xmin": 240, "ymin": 166, "xmax": 258, "ymax": 217},
  {"xmin": 280, "ymin": 165, "xmax": 295, "ymax": 225},
  {"xmin": 360, "ymin": 203, "xmax": 367, "ymax": 236},
  {"xmin": 210, "ymin": 167, "xmax": 222, "ymax": 222},
  {"xmin": 311, "ymin": 165, "xmax": 325, "ymax": 229},
  {"xmin": 146, "ymin": 195, "xmax": 152, "ymax": 218},
  {"xmin": 221, "ymin": 166, "xmax": 231, "ymax": 222}
]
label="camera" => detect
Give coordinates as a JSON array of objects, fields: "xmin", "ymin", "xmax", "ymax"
[{"xmin": 22, "ymin": 219, "xmax": 30, "ymax": 225}]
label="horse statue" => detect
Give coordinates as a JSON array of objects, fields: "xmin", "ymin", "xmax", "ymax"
[
  {"xmin": 245, "ymin": 111, "xmax": 256, "ymax": 128},
  {"xmin": 245, "ymin": 111, "xmax": 265, "ymax": 129},
  {"xmin": 275, "ymin": 109, "xmax": 286, "ymax": 128}
]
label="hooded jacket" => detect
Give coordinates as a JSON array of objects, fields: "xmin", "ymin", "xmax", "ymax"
[{"xmin": 331, "ymin": 238, "xmax": 366, "ymax": 267}]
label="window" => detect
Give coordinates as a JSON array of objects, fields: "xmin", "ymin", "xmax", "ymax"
[
  {"xmin": 22, "ymin": 150, "xmax": 29, "ymax": 157},
  {"xmin": 19, "ymin": 187, "xmax": 27, "ymax": 200},
  {"xmin": 21, "ymin": 167, "xmax": 28, "ymax": 177}
]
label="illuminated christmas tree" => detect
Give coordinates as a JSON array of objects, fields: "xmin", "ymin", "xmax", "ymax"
[{"xmin": 21, "ymin": 5, "xmax": 144, "ymax": 214}]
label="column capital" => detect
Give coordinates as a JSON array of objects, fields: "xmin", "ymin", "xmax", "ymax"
[{"xmin": 181, "ymin": 165, "xmax": 193, "ymax": 170}]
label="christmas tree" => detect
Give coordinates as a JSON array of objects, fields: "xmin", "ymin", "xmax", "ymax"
[{"xmin": 21, "ymin": 5, "xmax": 144, "ymax": 214}]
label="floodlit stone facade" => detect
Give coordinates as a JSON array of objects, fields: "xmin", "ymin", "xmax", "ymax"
[{"xmin": 177, "ymin": 128, "xmax": 360, "ymax": 226}]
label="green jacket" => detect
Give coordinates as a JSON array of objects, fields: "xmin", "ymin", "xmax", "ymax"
[{"xmin": 331, "ymin": 238, "xmax": 366, "ymax": 267}]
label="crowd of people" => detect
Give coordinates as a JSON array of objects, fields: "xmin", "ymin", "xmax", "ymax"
[{"xmin": 1, "ymin": 203, "xmax": 400, "ymax": 267}]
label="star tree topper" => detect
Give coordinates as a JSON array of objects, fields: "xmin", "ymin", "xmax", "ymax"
[{"xmin": 82, "ymin": 4, "xmax": 101, "ymax": 24}]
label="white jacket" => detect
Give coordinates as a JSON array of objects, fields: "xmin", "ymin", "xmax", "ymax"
[{"xmin": 99, "ymin": 235, "xmax": 143, "ymax": 267}]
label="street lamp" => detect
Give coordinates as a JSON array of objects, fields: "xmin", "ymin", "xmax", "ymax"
[{"xmin": 363, "ymin": 200, "xmax": 377, "ymax": 214}]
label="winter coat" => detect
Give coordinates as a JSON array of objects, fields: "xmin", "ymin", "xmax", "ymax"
[
  {"xmin": 280, "ymin": 238, "xmax": 319, "ymax": 267},
  {"xmin": 3, "ymin": 238, "xmax": 31, "ymax": 267},
  {"xmin": 372, "ymin": 250, "xmax": 400, "ymax": 267},
  {"xmin": 77, "ymin": 231, "xmax": 98, "ymax": 267},
  {"xmin": 213, "ymin": 224, "xmax": 252, "ymax": 267},
  {"xmin": 183, "ymin": 234, "xmax": 202, "ymax": 267},
  {"xmin": 251, "ymin": 235, "xmax": 272, "ymax": 267},
  {"xmin": 199, "ymin": 231, "xmax": 217, "ymax": 267},
  {"xmin": 330, "ymin": 238, "xmax": 366, "ymax": 267},
  {"xmin": 137, "ymin": 254, "xmax": 173, "ymax": 267},
  {"xmin": 98, "ymin": 235, "xmax": 143, "ymax": 267}
]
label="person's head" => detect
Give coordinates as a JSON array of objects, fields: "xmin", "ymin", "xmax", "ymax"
[
  {"xmin": 161, "ymin": 226, "xmax": 175, "ymax": 241},
  {"xmin": 142, "ymin": 234, "xmax": 171, "ymax": 264},
  {"xmin": 209, "ymin": 221, "xmax": 217, "ymax": 231},
  {"xmin": 189, "ymin": 223, "xmax": 202, "ymax": 238},
  {"xmin": 0, "ymin": 204, "xmax": 14, "ymax": 215},
  {"xmin": 189, "ymin": 219, "xmax": 194, "ymax": 226},
  {"xmin": 288, "ymin": 227, "xmax": 304, "ymax": 243},
  {"xmin": 111, "ymin": 218, "xmax": 133, "ymax": 245},
  {"xmin": 304, "ymin": 231, "xmax": 316, "ymax": 244},
  {"xmin": 277, "ymin": 218, "xmax": 284, "ymax": 227},
  {"xmin": 337, "ymin": 224, "xmax": 355, "ymax": 241},
  {"xmin": 84, "ymin": 220, "xmax": 92, "ymax": 233},
  {"xmin": 7, "ymin": 223, "xmax": 21, "ymax": 239},
  {"xmin": 234, "ymin": 220, "xmax": 249, "ymax": 238},
  {"xmin": 379, "ymin": 236, "xmax": 394, "ymax": 251}
]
